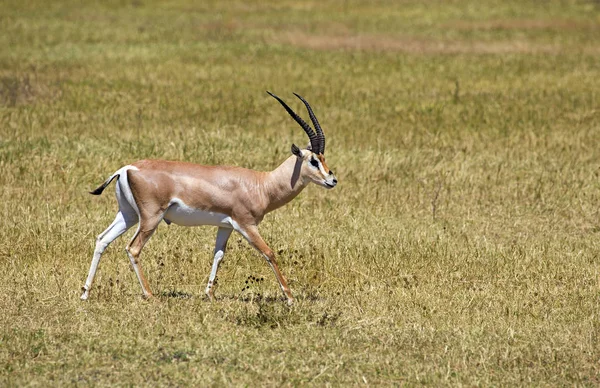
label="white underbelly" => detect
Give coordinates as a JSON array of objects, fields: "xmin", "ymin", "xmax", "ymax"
[{"xmin": 164, "ymin": 200, "xmax": 232, "ymax": 228}]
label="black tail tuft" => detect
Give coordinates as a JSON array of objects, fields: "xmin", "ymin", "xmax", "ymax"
[
  {"xmin": 89, "ymin": 186, "xmax": 105, "ymax": 195},
  {"xmin": 89, "ymin": 174, "xmax": 119, "ymax": 195}
]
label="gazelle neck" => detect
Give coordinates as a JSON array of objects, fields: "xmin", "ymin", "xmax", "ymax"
[{"xmin": 262, "ymin": 155, "xmax": 309, "ymax": 214}]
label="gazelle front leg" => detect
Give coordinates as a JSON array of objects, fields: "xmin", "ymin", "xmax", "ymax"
[
  {"xmin": 237, "ymin": 224, "xmax": 294, "ymax": 305},
  {"xmin": 205, "ymin": 226, "xmax": 233, "ymax": 300}
]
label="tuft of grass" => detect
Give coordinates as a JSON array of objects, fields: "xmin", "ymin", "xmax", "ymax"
[{"xmin": 1, "ymin": 0, "xmax": 600, "ymax": 385}]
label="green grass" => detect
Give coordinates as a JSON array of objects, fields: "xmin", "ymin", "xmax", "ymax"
[{"xmin": 1, "ymin": 0, "xmax": 600, "ymax": 385}]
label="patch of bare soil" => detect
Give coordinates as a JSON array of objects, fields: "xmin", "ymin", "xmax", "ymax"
[
  {"xmin": 445, "ymin": 19, "xmax": 599, "ymax": 32},
  {"xmin": 273, "ymin": 31, "xmax": 564, "ymax": 54}
]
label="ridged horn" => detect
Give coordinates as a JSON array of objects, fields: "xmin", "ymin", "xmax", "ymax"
[
  {"xmin": 267, "ymin": 91, "xmax": 319, "ymax": 153},
  {"xmin": 293, "ymin": 93, "xmax": 325, "ymax": 154}
]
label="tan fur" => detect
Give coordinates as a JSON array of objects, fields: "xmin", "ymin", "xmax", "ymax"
[
  {"xmin": 127, "ymin": 156, "xmax": 313, "ymax": 225},
  {"xmin": 317, "ymin": 154, "xmax": 332, "ymax": 174}
]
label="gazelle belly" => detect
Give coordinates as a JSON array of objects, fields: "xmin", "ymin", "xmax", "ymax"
[{"xmin": 164, "ymin": 199, "xmax": 232, "ymax": 227}]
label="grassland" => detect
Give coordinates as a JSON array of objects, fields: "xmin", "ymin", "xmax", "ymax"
[{"xmin": 1, "ymin": 0, "xmax": 600, "ymax": 385}]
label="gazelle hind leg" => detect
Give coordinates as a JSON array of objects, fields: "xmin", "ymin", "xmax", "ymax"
[
  {"xmin": 205, "ymin": 227, "xmax": 233, "ymax": 300},
  {"xmin": 81, "ymin": 211, "xmax": 137, "ymax": 300},
  {"xmin": 125, "ymin": 214, "xmax": 164, "ymax": 298}
]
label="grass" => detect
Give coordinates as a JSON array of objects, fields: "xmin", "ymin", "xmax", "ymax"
[{"xmin": 1, "ymin": 0, "xmax": 600, "ymax": 385}]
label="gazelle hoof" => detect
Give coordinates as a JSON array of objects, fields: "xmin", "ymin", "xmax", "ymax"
[{"xmin": 205, "ymin": 285, "xmax": 216, "ymax": 301}]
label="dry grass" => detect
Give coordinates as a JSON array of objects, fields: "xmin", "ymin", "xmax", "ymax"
[{"xmin": 1, "ymin": 0, "xmax": 600, "ymax": 386}]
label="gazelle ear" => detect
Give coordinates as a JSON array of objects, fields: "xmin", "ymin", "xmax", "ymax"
[{"xmin": 291, "ymin": 144, "xmax": 302, "ymax": 157}]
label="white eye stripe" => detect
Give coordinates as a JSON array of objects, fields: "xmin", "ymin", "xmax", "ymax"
[{"xmin": 309, "ymin": 156, "xmax": 330, "ymax": 176}]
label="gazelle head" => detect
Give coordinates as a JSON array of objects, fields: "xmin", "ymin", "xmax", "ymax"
[{"xmin": 268, "ymin": 91, "xmax": 338, "ymax": 189}]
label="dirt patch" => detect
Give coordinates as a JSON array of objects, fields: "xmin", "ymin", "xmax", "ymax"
[
  {"xmin": 273, "ymin": 31, "xmax": 564, "ymax": 54},
  {"xmin": 445, "ymin": 19, "xmax": 599, "ymax": 32},
  {"xmin": 165, "ymin": 18, "xmax": 598, "ymax": 55}
]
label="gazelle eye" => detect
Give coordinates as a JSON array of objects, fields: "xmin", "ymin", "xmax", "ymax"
[{"xmin": 310, "ymin": 159, "xmax": 319, "ymax": 168}]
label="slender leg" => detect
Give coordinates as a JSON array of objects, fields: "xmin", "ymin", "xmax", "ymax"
[
  {"xmin": 81, "ymin": 211, "xmax": 137, "ymax": 300},
  {"xmin": 237, "ymin": 225, "xmax": 294, "ymax": 305},
  {"xmin": 125, "ymin": 215, "xmax": 163, "ymax": 298},
  {"xmin": 205, "ymin": 227, "xmax": 233, "ymax": 300}
]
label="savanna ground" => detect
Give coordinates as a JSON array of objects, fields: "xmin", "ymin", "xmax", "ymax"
[{"xmin": 1, "ymin": 0, "xmax": 600, "ymax": 385}]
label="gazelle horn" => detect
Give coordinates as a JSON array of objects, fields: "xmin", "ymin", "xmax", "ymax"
[
  {"xmin": 267, "ymin": 91, "xmax": 320, "ymax": 153},
  {"xmin": 293, "ymin": 93, "xmax": 325, "ymax": 155}
]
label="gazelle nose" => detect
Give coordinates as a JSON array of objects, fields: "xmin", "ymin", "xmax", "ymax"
[{"xmin": 333, "ymin": 178, "xmax": 338, "ymax": 184}]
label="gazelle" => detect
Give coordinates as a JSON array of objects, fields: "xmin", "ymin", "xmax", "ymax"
[{"xmin": 80, "ymin": 92, "xmax": 337, "ymax": 305}]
